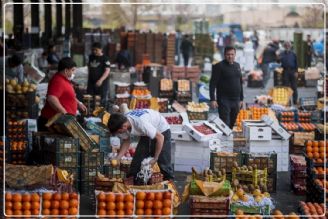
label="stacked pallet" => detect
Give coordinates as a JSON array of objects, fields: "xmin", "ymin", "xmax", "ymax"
[{"xmin": 166, "ymin": 33, "xmax": 176, "ymax": 66}]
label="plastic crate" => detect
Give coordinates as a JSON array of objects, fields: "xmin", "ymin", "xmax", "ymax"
[
  {"xmin": 103, "ymin": 165, "xmax": 126, "ymax": 179},
  {"xmin": 300, "ymin": 97, "xmax": 317, "ymax": 111},
  {"xmin": 187, "ymin": 111, "xmax": 208, "ymax": 121},
  {"xmin": 289, "ymin": 145, "xmax": 305, "ymax": 155},
  {"xmin": 244, "ymin": 152, "xmax": 277, "ymax": 174},
  {"xmin": 85, "ymin": 121, "xmax": 110, "ymax": 137},
  {"xmin": 115, "ymin": 84, "xmax": 131, "ymax": 94},
  {"xmin": 230, "ymin": 203, "xmax": 271, "ymax": 215},
  {"xmin": 115, "ymin": 97, "xmax": 130, "ymax": 106},
  {"xmin": 190, "ymin": 195, "xmax": 230, "ymax": 216},
  {"xmin": 159, "ymin": 90, "xmax": 174, "ymax": 99},
  {"xmin": 210, "ymin": 152, "xmax": 243, "ymax": 174},
  {"xmin": 81, "ymin": 151, "xmax": 104, "ymax": 167},
  {"xmin": 99, "ymin": 137, "xmax": 111, "ymax": 154},
  {"xmin": 81, "ymin": 166, "xmax": 103, "ymax": 181},
  {"xmin": 44, "ymin": 151, "xmax": 80, "ymax": 167},
  {"xmin": 6, "ymin": 91, "xmax": 36, "ymax": 107},
  {"xmin": 80, "ymin": 180, "xmax": 95, "ymax": 195},
  {"xmin": 43, "ymin": 135, "xmax": 80, "ymax": 153},
  {"xmin": 305, "ymin": 79, "xmax": 318, "ymax": 87},
  {"xmin": 267, "ymin": 173, "xmax": 277, "ymax": 193}
]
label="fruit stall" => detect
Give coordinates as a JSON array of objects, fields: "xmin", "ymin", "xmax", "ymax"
[{"xmin": 2, "ymin": 46, "xmax": 326, "ymax": 218}]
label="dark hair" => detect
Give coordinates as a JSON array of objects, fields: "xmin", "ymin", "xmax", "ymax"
[
  {"xmin": 92, "ymin": 42, "xmax": 102, "ymax": 49},
  {"xmin": 8, "ymin": 54, "xmax": 22, "ymax": 67},
  {"xmin": 224, "ymin": 46, "xmax": 236, "ymax": 54},
  {"xmin": 57, "ymin": 57, "xmax": 76, "ymax": 72},
  {"xmin": 107, "ymin": 113, "xmax": 128, "ymax": 133}
]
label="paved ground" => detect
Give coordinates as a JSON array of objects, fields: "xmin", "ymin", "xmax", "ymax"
[{"xmin": 79, "ymin": 73, "xmax": 317, "ymax": 217}]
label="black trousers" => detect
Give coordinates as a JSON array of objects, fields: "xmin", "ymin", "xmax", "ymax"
[
  {"xmin": 86, "ymin": 81, "xmax": 109, "ymax": 106},
  {"xmin": 218, "ymin": 98, "xmax": 240, "ymax": 129},
  {"xmin": 37, "ymin": 116, "xmax": 49, "ymax": 132},
  {"xmin": 182, "ymin": 53, "xmax": 189, "ymax": 67},
  {"xmin": 128, "ymin": 129, "xmax": 174, "ymax": 181},
  {"xmin": 282, "ymin": 69, "xmax": 298, "ymax": 105}
]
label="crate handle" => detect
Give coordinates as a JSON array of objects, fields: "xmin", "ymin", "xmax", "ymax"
[{"xmin": 258, "ymin": 128, "xmax": 264, "ymax": 132}]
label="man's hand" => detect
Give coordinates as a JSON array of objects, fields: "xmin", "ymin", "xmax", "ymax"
[
  {"xmin": 96, "ymin": 79, "xmax": 103, "ymax": 87},
  {"xmin": 211, "ymin": 101, "xmax": 218, "ymax": 109},
  {"xmin": 239, "ymin": 101, "xmax": 244, "ymax": 109},
  {"xmin": 149, "ymin": 158, "xmax": 158, "ymax": 167},
  {"xmin": 78, "ymin": 102, "xmax": 87, "ymax": 113}
]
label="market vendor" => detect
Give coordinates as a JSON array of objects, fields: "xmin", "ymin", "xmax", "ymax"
[
  {"xmin": 37, "ymin": 57, "xmax": 87, "ymax": 131},
  {"xmin": 87, "ymin": 42, "xmax": 111, "ymax": 105},
  {"xmin": 107, "ymin": 109, "xmax": 174, "ymax": 181}
]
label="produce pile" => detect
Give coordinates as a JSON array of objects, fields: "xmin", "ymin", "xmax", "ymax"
[
  {"xmin": 96, "ymin": 192, "xmax": 134, "ymax": 216},
  {"xmin": 193, "ymin": 124, "xmax": 215, "ymax": 135}
]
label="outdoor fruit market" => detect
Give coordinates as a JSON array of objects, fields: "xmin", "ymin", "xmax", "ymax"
[{"xmin": 1, "ymin": 2, "xmax": 327, "ymax": 219}]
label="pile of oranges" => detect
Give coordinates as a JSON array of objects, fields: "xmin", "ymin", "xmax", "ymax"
[
  {"xmin": 250, "ymin": 107, "xmax": 268, "ymax": 120},
  {"xmin": 135, "ymin": 191, "xmax": 172, "ymax": 216},
  {"xmin": 298, "ymin": 123, "xmax": 316, "ymax": 132},
  {"xmin": 305, "ymin": 140, "xmax": 326, "ymax": 162},
  {"xmin": 279, "ymin": 111, "xmax": 295, "ymax": 122},
  {"xmin": 41, "ymin": 192, "xmax": 79, "ymax": 216},
  {"xmin": 300, "ymin": 201, "xmax": 325, "ymax": 216},
  {"xmin": 97, "ymin": 192, "xmax": 134, "ymax": 216},
  {"xmin": 5, "ymin": 192, "xmax": 40, "ymax": 216},
  {"xmin": 314, "ymin": 179, "xmax": 328, "ymax": 192},
  {"xmin": 312, "ymin": 167, "xmax": 327, "ymax": 176},
  {"xmin": 235, "ymin": 110, "xmax": 249, "ymax": 131},
  {"xmin": 281, "ymin": 122, "xmax": 299, "ymax": 131}
]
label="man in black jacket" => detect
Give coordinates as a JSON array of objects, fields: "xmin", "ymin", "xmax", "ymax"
[{"xmin": 209, "ymin": 46, "xmax": 244, "ymax": 129}]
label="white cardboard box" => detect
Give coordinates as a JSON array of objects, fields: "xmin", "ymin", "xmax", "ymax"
[
  {"xmin": 171, "ymin": 130, "xmax": 193, "ymax": 141},
  {"xmin": 246, "ymin": 126, "xmax": 272, "ymax": 141},
  {"xmin": 262, "ymin": 115, "xmax": 291, "ymax": 140},
  {"xmin": 183, "ymin": 122, "xmax": 221, "ymax": 142},
  {"xmin": 208, "ymin": 115, "xmax": 233, "ymax": 136}
]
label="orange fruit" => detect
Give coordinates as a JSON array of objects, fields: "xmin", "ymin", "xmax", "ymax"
[
  {"xmin": 42, "ymin": 193, "xmax": 52, "ymax": 201},
  {"xmin": 59, "ymin": 200, "xmax": 69, "ymax": 209},
  {"xmin": 124, "ymin": 201, "xmax": 134, "ymax": 210},
  {"xmin": 97, "ymin": 192, "xmax": 106, "ymax": 202},
  {"xmin": 22, "ymin": 193, "xmax": 31, "ymax": 202},
  {"xmin": 5, "ymin": 209, "xmax": 13, "ymax": 216},
  {"xmin": 146, "ymin": 192, "xmax": 155, "ymax": 201},
  {"xmin": 31, "ymin": 209, "xmax": 39, "ymax": 215},
  {"xmin": 116, "ymin": 202, "xmax": 124, "ymax": 210},
  {"xmin": 42, "ymin": 209, "xmax": 50, "ymax": 215},
  {"xmin": 136, "ymin": 200, "xmax": 144, "ymax": 209},
  {"xmin": 23, "ymin": 209, "xmax": 31, "ymax": 215},
  {"xmin": 97, "ymin": 209, "xmax": 106, "ymax": 216},
  {"xmin": 5, "ymin": 193, "xmax": 12, "ymax": 201},
  {"xmin": 306, "ymin": 146, "xmax": 312, "ymax": 153},
  {"xmin": 153, "ymin": 200, "xmax": 163, "ymax": 209},
  {"xmin": 51, "ymin": 200, "xmax": 60, "ymax": 209},
  {"xmin": 68, "ymin": 207, "xmax": 78, "ymax": 215},
  {"xmin": 13, "ymin": 202, "xmax": 22, "ymax": 210},
  {"xmin": 136, "ymin": 192, "xmax": 146, "ymax": 200},
  {"xmin": 69, "ymin": 199, "xmax": 78, "ymax": 208},
  {"xmin": 98, "ymin": 201, "xmax": 106, "ymax": 210},
  {"xmin": 117, "ymin": 210, "xmax": 125, "ymax": 215},
  {"xmin": 42, "ymin": 200, "xmax": 51, "ymax": 209},
  {"xmin": 116, "ymin": 193, "xmax": 124, "ymax": 202},
  {"xmin": 308, "ymin": 152, "xmax": 313, "ymax": 159},
  {"xmin": 31, "ymin": 193, "xmax": 40, "ymax": 202},
  {"xmin": 145, "ymin": 200, "xmax": 153, "ymax": 209},
  {"xmin": 62, "ymin": 192, "xmax": 70, "ymax": 201},
  {"xmin": 107, "ymin": 209, "xmax": 116, "ymax": 215},
  {"xmin": 320, "ymin": 153, "xmax": 325, "ymax": 159},
  {"xmin": 163, "ymin": 199, "xmax": 171, "ymax": 208},
  {"xmin": 52, "ymin": 193, "xmax": 61, "ymax": 201},
  {"xmin": 51, "ymin": 209, "xmax": 59, "ymax": 215},
  {"xmin": 163, "ymin": 207, "xmax": 171, "ymax": 215},
  {"xmin": 163, "ymin": 191, "xmax": 172, "ymax": 199},
  {"xmin": 155, "ymin": 192, "xmax": 163, "ymax": 200},
  {"xmin": 314, "ymin": 152, "xmax": 320, "ymax": 159},
  {"xmin": 13, "ymin": 210, "xmax": 23, "ymax": 215},
  {"xmin": 69, "ymin": 193, "xmax": 78, "ymax": 199},
  {"xmin": 124, "ymin": 194, "xmax": 134, "ymax": 202},
  {"xmin": 12, "ymin": 193, "xmax": 22, "ymax": 202},
  {"xmin": 319, "ymin": 141, "xmax": 325, "ymax": 147},
  {"xmin": 145, "ymin": 208, "xmax": 153, "ymax": 215},
  {"xmin": 106, "ymin": 193, "xmax": 116, "ymax": 202},
  {"xmin": 320, "ymin": 147, "xmax": 325, "ymax": 153},
  {"xmin": 22, "ymin": 201, "xmax": 31, "ymax": 210},
  {"xmin": 60, "ymin": 209, "xmax": 69, "ymax": 215},
  {"xmin": 136, "ymin": 209, "xmax": 144, "ymax": 215},
  {"xmin": 313, "ymin": 147, "xmax": 319, "ymax": 153},
  {"xmin": 154, "ymin": 209, "xmax": 162, "ymax": 215},
  {"xmin": 313, "ymin": 141, "xmax": 319, "ymax": 147},
  {"xmin": 306, "ymin": 141, "xmax": 313, "ymax": 147},
  {"xmin": 106, "ymin": 202, "xmax": 115, "ymax": 210},
  {"xmin": 31, "ymin": 201, "xmax": 40, "ymax": 210},
  {"xmin": 125, "ymin": 209, "xmax": 133, "ymax": 215},
  {"xmin": 5, "ymin": 201, "xmax": 13, "ymax": 210}
]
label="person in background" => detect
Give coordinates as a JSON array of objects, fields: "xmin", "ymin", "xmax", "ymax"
[
  {"xmin": 38, "ymin": 57, "xmax": 87, "ymax": 131},
  {"xmin": 108, "ymin": 109, "xmax": 174, "ymax": 181},
  {"xmin": 306, "ymin": 34, "xmax": 313, "ymax": 68},
  {"xmin": 251, "ymin": 30, "xmax": 259, "ymax": 52},
  {"xmin": 115, "ymin": 43, "xmax": 131, "ymax": 70},
  {"xmin": 216, "ymin": 32, "xmax": 225, "ymax": 59},
  {"xmin": 38, "ymin": 52, "xmax": 49, "ymax": 73},
  {"xmin": 87, "ymin": 42, "xmax": 111, "ymax": 105},
  {"xmin": 7, "ymin": 54, "xmax": 25, "ymax": 83},
  {"xmin": 210, "ymin": 46, "xmax": 244, "ymax": 129},
  {"xmin": 180, "ymin": 34, "xmax": 193, "ymax": 68},
  {"xmin": 47, "ymin": 44, "xmax": 60, "ymax": 66},
  {"xmin": 23, "ymin": 28, "xmax": 32, "ymax": 49},
  {"xmin": 261, "ymin": 40, "xmax": 279, "ymax": 87},
  {"xmin": 279, "ymin": 41, "xmax": 298, "ymax": 105}
]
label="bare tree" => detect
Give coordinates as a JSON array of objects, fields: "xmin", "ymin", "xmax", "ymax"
[{"xmin": 302, "ymin": 5, "xmax": 324, "ymax": 28}]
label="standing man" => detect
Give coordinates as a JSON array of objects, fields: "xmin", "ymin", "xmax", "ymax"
[
  {"xmin": 180, "ymin": 34, "xmax": 193, "ymax": 68},
  {"xmin": 305, "ymin": 34, "xmax": 313, "ymax": 68},
  {"xmin": 107, "ymin": 109, "xmax": 174, "ymax": 181},
  {"xmin": 216, "ymin": 32, "xmax": 225, "ymax": 59},
  {"xmin": 209, "ymin": 46, "xmax": 244, "ymax": 129},
  {"xmin": 38, "ymin": 57, "xmax": 87, "ymax": 131},
  {"xmin": 280, "ymin": 41, "xmax": 298, "ymax": 105},
  {"xmin": 261, "ymin": 40, "xmax": 279, "ymax": 87},
  {"xmin": 87, "ymin": 42, "xmax": 111, "ymax": 105}
]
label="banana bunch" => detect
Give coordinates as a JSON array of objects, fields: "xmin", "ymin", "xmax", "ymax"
[{"xmin": 57, "ymin": 168, "xmax": 74, "ymax": 184}]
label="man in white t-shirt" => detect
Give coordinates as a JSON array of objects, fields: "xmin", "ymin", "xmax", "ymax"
[{"xmin": 107, "ymin": 109, "xmax": 174, "ymax": 181}]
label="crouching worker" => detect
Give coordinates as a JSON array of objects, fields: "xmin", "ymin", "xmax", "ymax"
[{"xmin": 107, "ymin": 109, "xmax": 174, "ymax": 181}]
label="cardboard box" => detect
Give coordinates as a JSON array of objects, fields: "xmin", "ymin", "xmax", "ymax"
[
  {"xmin": 245, "ymin": 126, "xmax": 272, "ymax": 141},
  {"xmin": 183, "ymin": 122, "xmax": 221, "ymax": 142},
  {"xmin": 171, "ymin": 130, "xmax": 193, "ymax": 141},
  {"xmin": 209, "ymin": 115, "xmax": 233, "ymax": 136},
  {"xmin": 209, "ymin": 138, "xmax": 233, "ymax": 152},
  {"xmin": 262, "ymin": 115, "xmax": 291, "ymax": 140}
]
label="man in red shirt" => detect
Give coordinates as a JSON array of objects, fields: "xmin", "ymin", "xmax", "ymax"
[{"xmin": 38, "ymin": 57, "xmax": 87, "ymax": 131}]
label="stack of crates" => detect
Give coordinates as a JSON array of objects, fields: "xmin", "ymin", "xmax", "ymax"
[
  {"xmin": 166, "ymin": 34, "xmax": 175, "ymax": 66},
  {"xmin": 135, "ymin": 32, "xmax": 146, "ymax": 65},
  {"xmin": 154, "ymin": 33, "xmax": 163, "ymax": 64},
  {"xmin": 193, "ymin": 34, "xmax": 214, "ymax": 67},
  {"xmin": 127, "ymin": 32, "xmax": 136, "ymax": 66},
  {"xmin": 80, "ymin": 150, "xmax": 104, "ymax": 195},
  {"xmin": 210, "ymin": 152, "xmax": 243, "ymax": 180},
  {"xmin": 42, "ymin": 134, "xmax": 81, "ymax": 191},
  {"xmin": 146, "ymin": 33, "xmax": 155, "ymax": 62}
]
